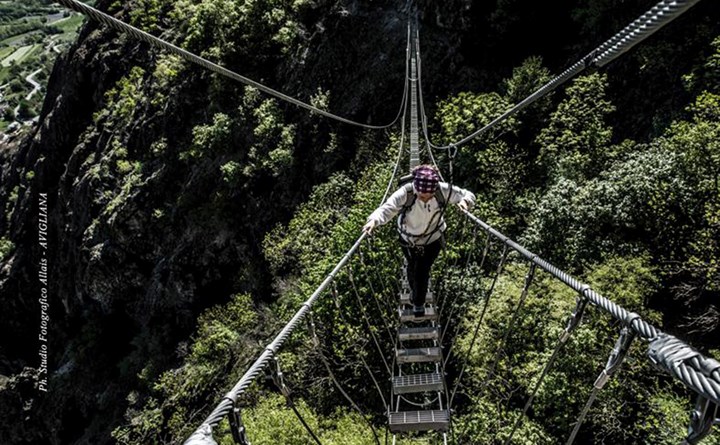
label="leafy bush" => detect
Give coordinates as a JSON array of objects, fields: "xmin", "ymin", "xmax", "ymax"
[
  {"xmin": 536, "ymin": 73, "xmax": 615, "ymax": 182},
  {"xmin": 98, "ymin": 66, "xmax": 146, "ymax": 125},
  {"xmin": 112, "ymin": 294, "xmax": 262, "ymax": 443},
  {"xmin": 0, "ymin": 237, "xmax": 14, "ymax": 261}
]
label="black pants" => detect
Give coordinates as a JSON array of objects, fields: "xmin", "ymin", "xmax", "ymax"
[{"xmin": 400, "ymin": 236, "xmax": 444, "ymax": 307}]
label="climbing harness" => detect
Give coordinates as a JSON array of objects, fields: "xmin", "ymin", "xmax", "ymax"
[{"xmin": 396, "ymin": 181, "xmax": 448, "ymax": 244}]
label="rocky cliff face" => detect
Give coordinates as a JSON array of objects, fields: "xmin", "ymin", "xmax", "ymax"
[{"xmin": 0, "ymin": 0, "xmax": 718, "ymax": 443}]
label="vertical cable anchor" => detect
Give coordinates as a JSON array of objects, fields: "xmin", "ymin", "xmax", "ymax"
[
  {"xmin": 594, "ymin": 324, "xmax": 637, "ymax": 390},
  {"xmin": 267, "ymin": 356, "xmax": 291, "ymax": 400},
  {"xmin": 682, "ymin": 395, "xmax": 719, "ymax": 445},
  {"xmin": 560, "ymin": 293, "xmax": 589, "ymax": 343},
  {"xmin": 447, "ymin": 143, "xmax": 458, "ymax": 160},
  {"xmin": 228, "ymin": 402, "xmax": 251, "ymax": 445},
  {"xmin": 565, "ymin": 322, "xmax": 637, "ymax": 445},
  {"xmin": 307, "ymin": 311, "xmax": 320, "ymax": 348}
]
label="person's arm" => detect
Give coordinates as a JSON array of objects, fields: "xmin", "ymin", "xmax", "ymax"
[
  {"xmin": 363, "ymin": 187, "xmax": 406, "ymax": 234},
  {"xmin": 440, "ymin": 182, "xmax": 476, "ymax": 211}
]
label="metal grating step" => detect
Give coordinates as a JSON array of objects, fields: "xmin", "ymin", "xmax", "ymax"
[
  {"xmin": 392, "ymin": 373, "xmax": 444, "ymax": 394},
  {"xmin": 400, "ymin": 290, "xmax": 435, "ymax": 305},
  {"xmin": 399, "ymin": 306, "xmax": 437, "ymax": 322},
  {"xmin": 398, "ymin": 326, "xmax": 440, "ymax": 341},
  {"xmin": 396, "ymin": 347, "xmax": 442, "ymax": 364},
  {"xmin": 388, "ymin": 409, "xmax": 450, "ymax": 432}
]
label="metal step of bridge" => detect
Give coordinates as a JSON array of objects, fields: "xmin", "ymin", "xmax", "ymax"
[
  {"xmin": 398, "ymin": 326, "xmax": 440, "ymax": 341},
  {"xmin": 396, "ymin": 347, "xmax": 442, "ymax": 364},
  {"xmin": 399, "ymin": 306, "xmax": 437, "ymax": 322},
  {"xmin": 388, "ymin": 409, "xmax": 450, "ymax": 432},
  {"xmin": 399, "ymin": 290, "xmax": 434, "ymax": 305},
  {"xmin": 392, "ymin": 372, "xmax": 444, "ymax": 394}
]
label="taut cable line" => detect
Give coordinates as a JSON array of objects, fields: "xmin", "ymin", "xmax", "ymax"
[
  {"xmin": 182, "ymin": 22, "xmax": 414, "ymax": 442},
  {"xmin": 458, "ymin": 208, "xmax": 720, "ymax": 438},
  {"xmin": 416, "ymin": 0, "xmax": 703, "ymax": 150},
  {"xmin": 56, "ymin": 0, "xmax": 409, "ymax": 130}
]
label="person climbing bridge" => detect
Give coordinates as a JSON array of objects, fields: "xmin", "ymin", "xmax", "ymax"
[{"xmin": 363, "ymin": 164, "xmax": 476, "ymax": 317}]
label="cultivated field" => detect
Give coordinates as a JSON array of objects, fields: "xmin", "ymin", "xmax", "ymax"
[{"xmin": 0, "ymin": 0, "xmax": 85, "ymax": 137}]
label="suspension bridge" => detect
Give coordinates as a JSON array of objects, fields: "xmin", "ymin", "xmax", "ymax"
[{"xmin": 53, "ymin": 0, "xmax": 720, "ymax": 443}]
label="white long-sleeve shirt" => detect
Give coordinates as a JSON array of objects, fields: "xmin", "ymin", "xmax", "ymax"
[{"xmin": 367, "ymin": 182, "xmax": 476, "ymax": 245}]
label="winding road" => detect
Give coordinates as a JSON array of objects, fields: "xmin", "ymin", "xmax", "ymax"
[
  {"xmin": 11, "ymin": 68, "xmax": 42, "ymax": 118},
  {"xmin": 25, "ymin": 68, "xmax": 42, "ymax": 100}
]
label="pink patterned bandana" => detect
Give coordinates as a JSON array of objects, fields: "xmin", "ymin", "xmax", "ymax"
[{"xmin": 413, "ymin": 166, "xmax": 440, "ymax": 193}]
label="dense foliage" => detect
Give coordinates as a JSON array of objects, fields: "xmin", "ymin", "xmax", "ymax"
[{"xmin": 108, "ymin": 29, "xmax": 720, "ymax": 442}]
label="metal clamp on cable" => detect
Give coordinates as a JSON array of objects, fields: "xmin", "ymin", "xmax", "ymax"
[
  {"xmin": 267, "ymin": 356, "xmax": 324, "ymax": 445},
  {"xmin": 565, "ymin": 325, "xmax": 638, "ymax": 445},
  {"xmin": 693, "ymin": 354, "xmax": 720, "ymax": 380},
  {"xmin": 267, "ymin": 357, "xmax": 291, "ymax": 400},
  {"xmin": 560, "ymin": 296, "xmax": 589, "ymax": 343},
  {"xmin": 594, "ymin": 326, "xmax": 636, "ymax": 389},
  {"xmin": 647, "ymin": 333, "xmax": 699, "ymax": 374},
  {"xmin": 582, "ymin": 49, "xmax": 599, "ymax": 70},
  {"xmin": 308, "ymin": 311, "xmax": 320, "ymax": 348},
  {"xmin": 448, "ymin": 143, "xmax": 458, "ymax": 161},
  {"xmin": 229, "ymin": 404, "xmax": 251, "ymax": 445},
  {"xmin": 682, "ymin": 395, "xmax": 719, "ymax": 445},
  {"xmin": 648, "ymin": 330, "xmax": 720, "ymax": 411}
]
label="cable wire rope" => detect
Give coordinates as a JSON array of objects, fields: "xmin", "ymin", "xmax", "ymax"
[
  {"xmin": 56, "ymin": 0, "xmax": 411, "ymax": 130},
  {"xmin": 415, "ymin": 0, "xmax": 703, "ymax": 150}
]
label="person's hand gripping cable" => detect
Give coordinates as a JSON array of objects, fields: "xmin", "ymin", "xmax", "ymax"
[{"xmin": 362, "ymin": 219, "xmax": 377, "ymax": 235}]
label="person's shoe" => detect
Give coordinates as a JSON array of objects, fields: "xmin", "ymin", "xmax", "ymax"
[{"xmin": 413, "ymin": 305, "xmax": 425, "ymax": 318}]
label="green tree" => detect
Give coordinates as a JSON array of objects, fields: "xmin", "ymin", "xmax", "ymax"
[
  {"xmin": 3, "ymin": 107, "xmax": 15, "ymax": 121},
  {"xmin": 8, "ymin": 79, "xmax": 23, "ymax": 93},
  {"xmin": 663, "ymin": 91, "xmax": 720, "ymax": 299},
  {"xmin": 503, "ymin": 56, "xmax": 553, "ymax": 111},
  {"xmin": 0, "ymin": 237, "xmax": 14, "ymax": 261},
  {"xmin": 523, "ymin": 144, "xmax": 696, "ymax": 268},
  {"xmin": 536, "ymin": 73, "xmax": 615, "ymax": 182},
  {"xmin": 17, "ymin": 100, "xmax": 36, "ymax": 119},
  {"xmin": 112, "ymin": 294, "xmax": 263, "ymax": 443}
]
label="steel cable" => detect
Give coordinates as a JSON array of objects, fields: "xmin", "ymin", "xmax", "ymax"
[
  {"xmin": 448, "ymin": 245, "xmax": 510, "ymax": 407},
  {"xmin": 502, "ymin": 329, "xmax": 575, "ymax": 445},
  {"xmin": 183, "ymin": 16, "xmax": 414, "ymax": 440},
  {"xmin": 331, "ymin": 282, "xmax": 390, "ymax": 411},
  {"xmin": 415, "ymin": 0, "xmax": 703, "ymax": 150},
  {"xmin": 457, "ymin": 209, "xmax": 720, "ymax": 439},
  {"xmin": 363, "ymin": 239, "xmax": 404, "ymax": 330},
  {"xmin": 486, "ymin": 262, "xmax": 537, "ymax": 379},
  {"xmin": 348, "ymin": 268, "xmax": 393, "ymax": 377},
  {"xmin": 56, "ymin": 0, "xmax": 410, "ymax": 130},
  {"xmin": 439, "ymin": 228, "xmax": 488, "ymax": 344},
  {"xmin": 354, "ymin": 252, "xmax": 396, "ymax": 345},
  {"xmin": 565, "ymin": 388, "xmax": 599, "ymax": 445},
  {"xmin": 287, "ymin": 398, "xmax": 324, "ymax": 445},
  {"xmin": 308, "ymin": 312, "xmax": 382, "ymax": 445},
  {"xmin": 433, "ymin": 211, "xmax": 473, "ymax": 311}
]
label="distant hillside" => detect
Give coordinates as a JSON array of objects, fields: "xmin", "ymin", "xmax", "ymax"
[{"xmin": 0, "ymin": 0, "xmax": 84, "ymax": 138}]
